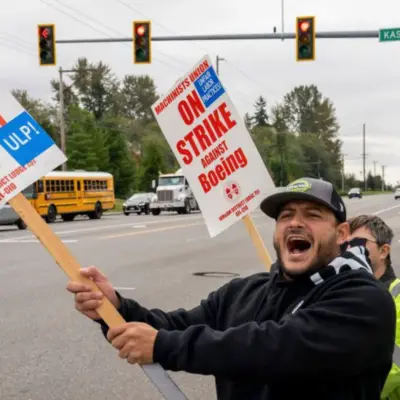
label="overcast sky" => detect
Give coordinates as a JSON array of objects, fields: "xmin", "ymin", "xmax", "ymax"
[{"xmin": 1, "ymin": 0, "xmax": 399, "ymax": 186}]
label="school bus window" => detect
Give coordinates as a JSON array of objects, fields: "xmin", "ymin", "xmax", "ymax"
[
  {"xmin": 61, "ymin": 181, "xmax": 65, "ymax": 192},
  {"xmin": 38, "ymin": 180, "xmax": 44, "ymax": 193},
  {"xmin": 22, "ymin": 184, "xmax": 36, "ymax": 199},
  {"xmin": 77, "ymin": 181, "xmax": 81, "ymax": 191}
]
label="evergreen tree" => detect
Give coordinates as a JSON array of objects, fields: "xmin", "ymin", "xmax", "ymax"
[
  {"xmin": 253, "ymin": 96, "xmax": 269, "ymax": 127},
  {"xmin": 137, "ymin": 139, "xmax": 165, "ymax": 192}
]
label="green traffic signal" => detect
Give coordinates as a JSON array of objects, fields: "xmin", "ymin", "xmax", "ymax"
[{"xmin": 299, "ymin": 45, "xmax": 312, "ymax": 58}]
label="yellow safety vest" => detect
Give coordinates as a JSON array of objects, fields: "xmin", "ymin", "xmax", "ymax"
[{"xmin": 381, "ymin": 278, "xmax": 400, "ymax": 400}]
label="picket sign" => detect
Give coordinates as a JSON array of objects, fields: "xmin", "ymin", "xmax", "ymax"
[
  {"xmin": 151, "ymin": 55, "xmax": 275, "ymax": 271},
  {"xmin": 0, "ymin": 92, "xmax": 187, "ymax": 400}
]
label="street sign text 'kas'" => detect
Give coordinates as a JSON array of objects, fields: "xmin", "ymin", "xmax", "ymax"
[
  {"xmin": 379, "ymin": 28, "xmax": 400, "ymax": 42},
  {"xmin": 0, "ymin": 91, "xmax": 66, "ymax": 206},
  {"xmin": 151, "ymin": 55, "xmax": 275, "ymax": 237}
]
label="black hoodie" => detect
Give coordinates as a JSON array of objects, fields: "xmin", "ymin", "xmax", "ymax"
[{"xmin": 97, "ymin": 247, "xmax": 395, "ymax": 399}]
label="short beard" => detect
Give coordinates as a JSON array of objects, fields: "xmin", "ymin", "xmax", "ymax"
[{"xmin": 273, "ymin": 234, "xmax": 340, "ymax": 278}]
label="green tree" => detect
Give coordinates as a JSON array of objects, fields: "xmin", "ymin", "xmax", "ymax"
[
  {"xmin": 253, "ymin": 96, "xmax": 269, "ymax": 127},
  {"xmin": 244, "ymin": 112, "xmax": 253, "ymax": 130},
  {"xmin": 12, "ymin": 89, "xmax": 59, "ymax": 145},
  {"xmin": 66, "ymin": 105, "xmax": 107, "ymax": 171},
  {"xmin": 367, "ymin": 171, "xmax": 375, "ymax": 190},
  {"xmin": 278, "ymin": 85, "xmax": 342, "ymax": 187},
  {"xmin": 137, "ymin": 138, "xmax": 165, "ymax": 191},
  {"xmin": 100, "ymin": 116, "xmax": 136, "ymax": 197},
  {"xmin": 140, "ymin": 122, "xmax": 178, "ymax": 172},
  {"xmin": 52, "ymin": 58, "xmax": 119, "ymax": 121},
  {"xmin": 121, "ymin": 75, "xmax": 159, "ymax": 123}
]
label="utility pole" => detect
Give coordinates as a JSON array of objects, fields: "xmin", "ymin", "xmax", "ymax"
[
  {"xmin": 281, "ymin": 0, "xmax": 285, "ymax": 41},
  {"xmin": 373, "ymin": 160, "xmax": 378, "ymax": 176},
  {"xmin": 341, "ymin": 153, "xmax": 347, "ymax": 192},
  {"xmin": 216, "ymin": 55, "xmax": 225, "ymax": 75},
  {"xmin": 382, "ymin": 165, "xmax": 387, "ymax": 191},
  {"xmin": 362, "ymin": 123, "xmax": 367, "ymax": 191}
]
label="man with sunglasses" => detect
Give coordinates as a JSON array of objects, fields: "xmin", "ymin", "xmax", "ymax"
[{"xmin": 347, "ymin": 215, "xmax": 400, "ymax": 400}]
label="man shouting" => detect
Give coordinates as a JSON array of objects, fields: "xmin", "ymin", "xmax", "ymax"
[{"xmin": 67, "ymin": 177, "xmax": 395, "ymax": 399}]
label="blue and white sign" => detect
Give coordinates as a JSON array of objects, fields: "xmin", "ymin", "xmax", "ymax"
[
  {"xmin": 0, "ymin": 111, "xmax": 55, "ymax": 166},
  {"xmin": 0, "ymin": 91, "xmax": 67, "ymax": 207},
  {"xmin": 193, "ymin": 66, "xmax": 225, "ymax": 108}
]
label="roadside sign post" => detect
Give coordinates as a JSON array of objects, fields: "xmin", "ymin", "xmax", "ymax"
[
  {"xmin": 379, "ymin": 28, "xmax": 400, "ymax": 42},
  {"xmin": 151, "ymin": 55, "xmax": 275, "ymax": 271},
  {"xmin": 0, "ymin": 91, "xmax": 187, "ymax": 400}
]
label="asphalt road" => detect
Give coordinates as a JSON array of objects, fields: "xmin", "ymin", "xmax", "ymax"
[{"xmin": 1, "ymin": 194, "xmax": 400, "ymax": 400}]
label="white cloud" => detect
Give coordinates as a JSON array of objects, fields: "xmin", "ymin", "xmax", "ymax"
[{"xmin": 1, "ymin": 0, "xmax": 399, "ymax": 184}]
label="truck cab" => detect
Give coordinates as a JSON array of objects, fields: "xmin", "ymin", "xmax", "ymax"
[{"xmin": 149, "ymin": 169, "xmax": 200, "ymax": 215}]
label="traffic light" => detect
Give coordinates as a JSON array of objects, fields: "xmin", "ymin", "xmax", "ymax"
[
  {"xmin": 133, "ymin": 21, "xmax": 151, "ymax": 64},
  {"xmin": 38, "ymin": 24, "xmax": 56, "ymax": 66},
  {"xmin": 296, "ymin": 16, "xmax": 315, "ymax": 61}
]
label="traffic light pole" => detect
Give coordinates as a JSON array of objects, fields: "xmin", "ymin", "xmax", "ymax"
[{"xmin": 56, "ymin": 29, "xmax": 383, "ymax": 44}]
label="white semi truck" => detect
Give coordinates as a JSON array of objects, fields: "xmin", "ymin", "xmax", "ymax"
[{"xmin": 149, "ymin": 169, "xmax": 200, "ymax": 215}]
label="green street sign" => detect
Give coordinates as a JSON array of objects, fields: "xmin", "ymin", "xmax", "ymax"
[{"xmin": 379, "ymin": 28, "xmax": 400, "ymax": 42}]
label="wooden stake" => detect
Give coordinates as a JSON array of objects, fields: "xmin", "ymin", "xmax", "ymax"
[
  {"xmin": 8, "ymin": 193, "xmax": 187, "ymax": 399},
  {"xmin": 242, "ymin": 214, "xmax": 272, "ymax": 271}
]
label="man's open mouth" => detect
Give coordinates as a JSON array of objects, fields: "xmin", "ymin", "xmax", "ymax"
[{"xmin": 286, "ymin": 236, "xmax": 312, "ymax": 255}]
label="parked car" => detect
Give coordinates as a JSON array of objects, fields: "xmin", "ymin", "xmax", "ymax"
[
  {"xmin": 123, "ymin": 193, "xmax": 153, "ymax": 215},
  {"xmin": 0, "ymin": 204, "xmax": 27, "ymax": 229},
  {"xmin": 395, "ymin": 188, "xmax": 400, "ymax": 200},
  {"xmin": 348, "ymin": 188, "xmax": 362, "ymax": 199}
]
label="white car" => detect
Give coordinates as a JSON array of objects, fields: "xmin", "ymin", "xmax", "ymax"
[
  {"xmin": 395, "ymin": 188, "xmax": 400, "ymax": 200},
  {"xmin": 348, "ymin": 188, "xmax": 362, "ymax": 199},
  {"xmin": 0, "ymin": 204, "xmax": 27, "ymax": 230}
]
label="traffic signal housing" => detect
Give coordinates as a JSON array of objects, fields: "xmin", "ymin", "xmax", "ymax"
[
  {"xmin": 296, "ymin": 16, "xmax": 315, "ymax": 61},
  {"xmin": 38, "ymin": 24, "xmax": 56, "ymax": 66},
  {"xmin": 133, "ymin": 21, "xmax": 151, "ymax": 64}
]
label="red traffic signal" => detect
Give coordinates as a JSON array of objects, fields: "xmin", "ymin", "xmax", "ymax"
[
  {"xmin": 133, "ymin": 21, "xmax": 151, "ymax": 64},
  {"xmin": 136, "ymin": 25, "xmax": 146, "ymax": 36},
  {"xmin": 296, "ymin": 17, "xmax": 315, "ymax": 62},
  {"xmin": 299, "ymin": 21, "xmax": 310, "ymax": 32},
  {"xmin": 38, "ymin": 24, "xmax": 56, "ymax": 66}
]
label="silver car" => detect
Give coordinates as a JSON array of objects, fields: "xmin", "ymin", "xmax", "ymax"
[{"xmin": 0, "ymin": 204, "xmax": 27, "ymax": 230}]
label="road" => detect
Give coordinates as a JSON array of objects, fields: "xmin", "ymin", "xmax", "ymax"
[{"xmin": 0, "ymin": 194, "xmax": 399, "ymax": 400}]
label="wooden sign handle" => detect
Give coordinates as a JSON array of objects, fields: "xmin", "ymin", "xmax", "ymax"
[
  {"xmin": 242, "ymin": 214, "xmax": 272, "ymax": 271},
  {"xmin": 8, "ymin": 192, "xmax": 187, "ymax": 400}
]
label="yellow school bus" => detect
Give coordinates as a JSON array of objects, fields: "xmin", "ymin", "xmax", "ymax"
[{"xmin": 24, "ymin": 171, "xmax": 115, "ymax": 223}]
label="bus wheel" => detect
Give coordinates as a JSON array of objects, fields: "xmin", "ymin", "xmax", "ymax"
[
  {"xmin": 46, "ymin": 205, "xmax": 57, "ymax": 223},
  {"xmin": 89, "ymin": 202, "xmax": 103, "ymax": 219}
]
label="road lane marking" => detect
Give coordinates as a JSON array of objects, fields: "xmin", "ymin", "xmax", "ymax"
[
  {"xmin": 5, "ymin": 215, "xmax": 206, "ymax": 240},
  {"xmin": 114, "ymin": 287, "xmax": 136, "ymax": 291},
  {"xmin": 100, "ymin": 221, "xmax": 205, "ymax": 240},
  {"xmin": 133, "ymin": 225, "xmax": 147, "ymax": 228},
  {"xmin": 372, "ymin": 204, "xmax": 400, "ymax": 215}
]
